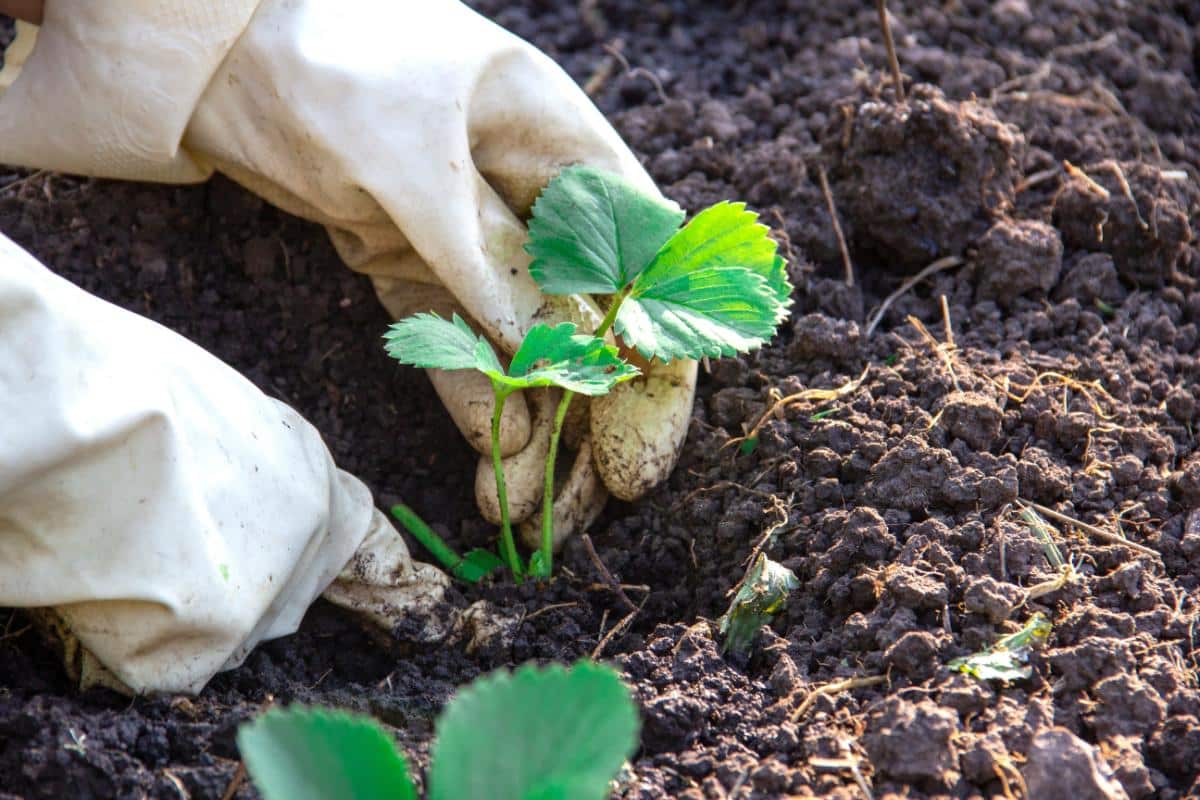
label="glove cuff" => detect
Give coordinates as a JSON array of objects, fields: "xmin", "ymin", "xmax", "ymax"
[{"xmin": 0, "ymin": 0, "xmax": 260, "ymax": 182}]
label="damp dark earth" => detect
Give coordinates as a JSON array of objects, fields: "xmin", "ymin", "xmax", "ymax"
[{"xmin": 2, "ymin": 1, "xmax": 1199, "ymax": 798}]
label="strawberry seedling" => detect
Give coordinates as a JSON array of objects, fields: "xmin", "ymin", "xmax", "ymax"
[
  {"xmin": 386, "ymin": 166, "xmax": 792, "ymax": 581},
  {"xmin": 524, "ymin": 166, "xmax": 793, "ymax": 570},
  {"xmin": 385, "ymin": 314, "xmax": 637, "ymax": 580},
  {"xmin": 237, "ymin": 660, "xmax": 639, "ymax": 800}
]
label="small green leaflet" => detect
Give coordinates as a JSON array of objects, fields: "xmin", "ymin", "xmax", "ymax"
[
  {"xmin": 718, "ymin": 553, "xmax": 799, "ymax": 655},
  {"xmin": 238, "ymin": 707, "xmax": 416, "ymax": 800},
  {"xmin": 948, "ymin": 613, "xmax": 1052, "ymax": 682},
  {"xmin": 527, "ymin": 165, "xmax": 685, "ymax": 294},
  {"xmin": 505, "ymin": 321, "xmax": 641, "ymax": 395},
  {"xmin": 429, "ymin": 661, "xmax": 639, "ymax": 800},
  {"xmin": 384, "ymin": 313, "xmax": 639, "ymax": 397}
]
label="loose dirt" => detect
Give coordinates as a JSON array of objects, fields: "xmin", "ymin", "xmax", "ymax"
[{"xmin": 2, "ymin": 1, "xmax": 1198, "ymax": 797}]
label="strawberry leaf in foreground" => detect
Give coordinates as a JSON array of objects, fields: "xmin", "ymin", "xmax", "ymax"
[
  {"xmin": 526, "ymin": 165, "xmax": 685, "ymax": 295},
  {"xmin": 238, "ymin": 707, "xmax": 416, "ymax": 800},
  {"xmin": 429, "ymin": 661, "xmax": 639, "ymax": 800}
]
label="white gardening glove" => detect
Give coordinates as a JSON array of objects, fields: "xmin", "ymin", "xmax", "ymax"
[
  {"xmin": 0, "ymin": 0, "xmax": 698, "ymax": 552},
  {"xmin": 0, "ymin": 235, "xmax": 448, "ymax": 694}
]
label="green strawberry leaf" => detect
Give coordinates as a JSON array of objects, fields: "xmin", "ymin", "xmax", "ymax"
[
  {"xmin": 499, "ymin": 322, "xmax": 640, "ymax": 395},
  {"xmin": 618, "ymin": 265, "xmax": 784, "ymax": 361},
  {"xmin": 644, "ymin": 202, "xmax": 790, "ymax": 303},
  {"xmin": 615, "ymin": 202, "xmax": 791, "ymax": 361},
  {"xmin": 527, "ymin": 165, "xmax": 685, "ymax": 295},
  {"xmin": 429, "ymin": 661, "xmax": 639, "ymax": 800},
  {"xmin": 238, "ymin": 707, "xmax": 415, "ymax": 800}
]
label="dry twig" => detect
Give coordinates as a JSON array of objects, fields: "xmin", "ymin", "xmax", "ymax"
[
  {"xmin": 591, "ymin": 598, "xmax": 646, "ymax": 660},
  {"xmin": 220, "ymin": 763, "xmax": 246, "ymax": 800},
  {"xmin": 581, "ymin": 534, "xmax": 638, "ymax": 611}
]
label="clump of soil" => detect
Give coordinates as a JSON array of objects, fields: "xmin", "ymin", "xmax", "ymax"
[
  {"xmin": 1054, "ymin": 160, "xmax": 1194, "ymax": 286},
  {"xmin": 3, "ymin": 1, "xmax": 1200, "ymax": 799},
  {"xmin": 823, "ymin": 83, "xmax": 1023, "ymax": 269}
]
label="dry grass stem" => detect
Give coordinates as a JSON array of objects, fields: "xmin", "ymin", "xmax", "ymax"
[
  {"xmin": 907, "ymin": 315, "xmax": 961, "ymax": 393},
  {"xmin": 865, "ymin": 256, "xmax": 964, "ymax": 338},
  {"xmin": 1016, "ymin": 166, "xmax": 1062, "ymax": 193},
  {"xmin": 730, "ymin": 366, "xmax": 871, "ymax": 448},
  {"xmin": 220, "ymin": 763, "xmax": 246, "ymax": 800},
  {"xmin": 1097, "ymin": 159, "xmax": 1148, "ymax": 229},
  {"xmin": 817, "ymin": 164, "xmax": 855, "ymax": 288},
  {"xmin": 0, "ymin": 169, "xmax": 46, "ymax": 197},
  {"xmin": 1024, "ymin": 501, "xmax": 1160, "ymax": 559},
  {"xmin": 811, "ymin": 756, "xmax": 874, "ymax": 800},
  {"xmin": 1064, "ymin": 160, "xmax": 1111, "ymax": 199},
  {"xmin": 988, "ymin": 370, "xmax": 1116, "ymax": 418},
  {"xmin": 791, "ymin": 675, "xmax": 886, "ymax": 722},
  {"xmin": 523, "ymin": 601, "xmax": 581, "ymax": 622},
  {"xmin": 874, "ymin": 0, "xmax": 905, "ymax": 102}
]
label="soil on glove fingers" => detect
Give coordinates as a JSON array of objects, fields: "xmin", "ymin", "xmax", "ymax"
[{"xmin": 2, "ymin": 1, "xmax": 1199, "ymax": 797}]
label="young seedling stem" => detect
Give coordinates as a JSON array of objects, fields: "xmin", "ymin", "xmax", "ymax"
[
  {"xmin": 537, "ymin": 293, "xmax": 627, "ymax": 578},
  {"xmin": 491, "ymin": 390, "xmax": 524, "ymax": 580}
]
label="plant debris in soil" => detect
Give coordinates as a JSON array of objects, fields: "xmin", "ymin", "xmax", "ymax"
[{"xmin": 2, "ymin": 1, "xmax": 1200, "ymax": 798}]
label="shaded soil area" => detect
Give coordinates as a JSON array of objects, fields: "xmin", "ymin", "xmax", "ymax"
[{"xmin": 2, "ymin": 1, "xmax": 1200, "ymax": 797}]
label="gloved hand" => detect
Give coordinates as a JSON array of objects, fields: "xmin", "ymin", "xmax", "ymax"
[
  {"xmin": 0, "ymin": 235, "xmax": 448, "ymax": 694},
  {"xmin": 0, "ymin": 0, "xmax": 698, "ymax": 552}
]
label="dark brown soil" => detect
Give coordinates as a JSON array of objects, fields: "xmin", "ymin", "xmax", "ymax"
[{"xmin": 2, "ymin": 1, "xmax": 1199, "ymax": 797}]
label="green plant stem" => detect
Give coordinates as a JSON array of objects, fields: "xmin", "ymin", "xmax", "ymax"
[
  {"xmin": 538, "ymin": 286, "xmax": 633, "ymax": 576},
  {"xmin": 390, "ymin": 503, "xmax": 463, "ymax": 574},
  {"xmin": 491, "ymin": 388, "xmax": 523, "ymax": 581},
  {"xmin": 597, "ymin": 284, "xmax": 632, "ymax": 339}
]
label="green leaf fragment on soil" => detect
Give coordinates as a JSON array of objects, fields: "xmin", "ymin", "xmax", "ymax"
[
  {"xmin": 947, "ymin": 613, "xmax": 1052, "ymax": 683},
  {"xmin": 457, "ymin": 548, "xmax": 505, "ymax": 583},
  {"xmin": 739, "ymin": 437, "xmax": 759, "ymax": 455},
  {"xmin": 238, "ymin": 707, "xmax": 416, "ymax": 800},
  {"xmin": 526, "ymin": 165, "xmax": 685, "ymax": 295},
  {"xmin": 718, "ymin": 553, "xmax": 799, "ymax": 655},
  {"xmin": 429, "ymin": 661, "xmax": 639, "ymax": 800}
]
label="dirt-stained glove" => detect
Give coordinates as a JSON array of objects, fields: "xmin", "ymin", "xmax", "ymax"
[
  {"xmin": 0, "ymin": 0, "xmax": 698, "ymax": 552},
  {"xmin": 0, "ymin": 235, "xmax": 448, "ymax": 694}
]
